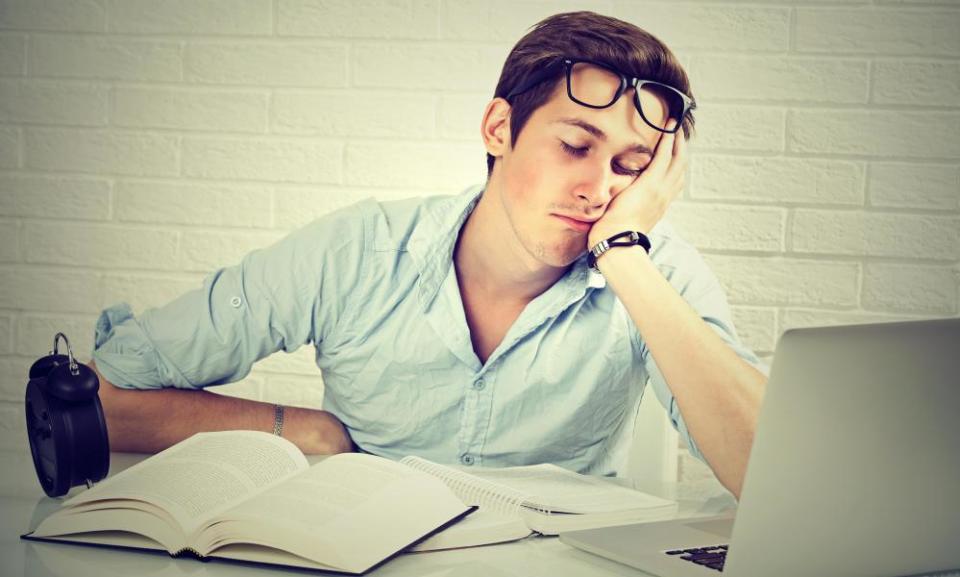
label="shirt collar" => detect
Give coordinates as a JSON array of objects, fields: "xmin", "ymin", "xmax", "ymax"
[{"xmin": 408, "ymin": 183, "xmax": 605, "ymax": 308}]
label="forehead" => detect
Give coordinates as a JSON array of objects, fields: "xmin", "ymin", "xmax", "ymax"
[{"xmin": 534, "ymin": 75, "xmax": 665, "ymax": 152}]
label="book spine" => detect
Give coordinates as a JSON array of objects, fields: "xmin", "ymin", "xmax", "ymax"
[{"xmin": 174, "ymin": 546, "xmax": 207, "ymax": 560}]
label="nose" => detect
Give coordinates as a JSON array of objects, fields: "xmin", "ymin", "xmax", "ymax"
[{"xmin": 574, "ymin": 160, "xmax": 615, "ymax": 208}]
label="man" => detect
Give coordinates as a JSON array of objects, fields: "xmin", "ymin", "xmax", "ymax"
[{"xmin": 88, "ymin": 11, "xmax": 766, "ymax": 499}]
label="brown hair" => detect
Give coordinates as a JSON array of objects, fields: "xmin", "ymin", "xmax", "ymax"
[{"xmin": 487, "ymin": 11, "xmax": 695, "ymax": 177}]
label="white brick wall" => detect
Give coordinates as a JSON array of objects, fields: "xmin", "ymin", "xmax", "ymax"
[{"xmin": 0, "ymin": 2, "xmax": 957, "ymax": 489}]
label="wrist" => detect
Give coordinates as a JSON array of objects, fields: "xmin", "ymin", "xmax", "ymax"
[{"xmin": 587, "ymin": 230, "xmax": 651, "ymax": 273}]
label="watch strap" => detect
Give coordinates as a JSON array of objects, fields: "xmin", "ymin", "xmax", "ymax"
[{"xmin": 588, "ymin": 231, "xmax": 651, "ymax": 272}]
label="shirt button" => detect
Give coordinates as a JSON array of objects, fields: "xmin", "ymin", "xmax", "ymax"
[
  {"xmin": 460, "ymin": 454, "xmax": 475, "ymax": 466},
  {"xmin": 230, "ymin": 296, "xmax": 242, "ymax": 308},
  {"xmin": 472, "ymin": 378, "xmax": 485, "ymax": 391}
]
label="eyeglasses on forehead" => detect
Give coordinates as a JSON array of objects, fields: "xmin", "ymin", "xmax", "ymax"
[{"xmin": 504, "ymin": 57, "xmax": 696, "ymax": 134}]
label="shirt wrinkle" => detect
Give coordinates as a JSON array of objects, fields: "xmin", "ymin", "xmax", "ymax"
[{"xmin": 91, "ymin": 182, "xmax": 766, "ymax": 476}]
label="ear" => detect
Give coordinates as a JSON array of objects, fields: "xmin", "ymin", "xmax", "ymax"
[{"xmin": 480, "ymin": 97, "xmax": 512, "ymax": 159}]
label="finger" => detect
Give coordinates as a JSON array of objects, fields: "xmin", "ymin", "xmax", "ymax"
[
  {"xmin": 666, "ymin": 123, "xmax": 688, "ymax": 181},
  {"xmin": 644, "ymin": 119, "xmax": 678, "ymax": 178}
]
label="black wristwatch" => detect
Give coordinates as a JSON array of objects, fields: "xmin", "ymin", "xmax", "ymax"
[{"xmin": 587, "ymin": 231, "xmax": 651, "ymax": 272}]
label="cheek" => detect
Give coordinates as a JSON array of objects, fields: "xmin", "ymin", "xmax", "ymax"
[{"xmin": 504, "ymin": 147, "xmax": 550, "ymax": 208}]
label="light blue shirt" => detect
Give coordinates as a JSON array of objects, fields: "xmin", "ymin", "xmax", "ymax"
[{"xmin": 92, "ymin": 183, "xmax": 764, "ymax": 476}]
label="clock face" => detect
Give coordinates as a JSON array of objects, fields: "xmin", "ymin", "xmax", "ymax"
[
  {"xmin": 26, "ymin": 380, "xmax": 64, "ymax": 497},
  {"xmin": 25, "ymin": 368, "xmax": 110, "ymax": 499}
]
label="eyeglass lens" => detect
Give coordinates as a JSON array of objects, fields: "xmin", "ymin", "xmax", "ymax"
[{"xmin": 568, "ymin": 62, "xmax": 685, "ymax": 133}]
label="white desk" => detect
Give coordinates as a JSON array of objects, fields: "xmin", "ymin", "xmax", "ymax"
[{"xmin": 0, "ymin": 450, "xmax": 735, "ymax": 577}]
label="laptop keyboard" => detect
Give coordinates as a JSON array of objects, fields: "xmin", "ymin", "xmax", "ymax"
[{"xmin": 665, "ymin": 544, "xmax": 728, "ymax": 572}]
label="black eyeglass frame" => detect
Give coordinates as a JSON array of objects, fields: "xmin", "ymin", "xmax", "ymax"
[{"xmin": 504, "ymin": 57, "xmax": 696, "ymax": 135}]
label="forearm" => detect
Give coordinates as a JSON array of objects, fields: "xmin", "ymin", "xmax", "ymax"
[
  {"xmin": 597, "ymin": 246, "xmax": 766, "ymax": 499},
  {"xmin": 87, "ymin": 360, "xmax": 354, "ymax": 455}
]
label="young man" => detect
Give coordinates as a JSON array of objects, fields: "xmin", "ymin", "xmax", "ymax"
[{"xmin": 88, "ymin": 12, "xmax": 766, "ymax": 498}]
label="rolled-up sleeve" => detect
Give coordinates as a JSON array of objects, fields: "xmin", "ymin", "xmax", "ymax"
[
  {"xmin": 632, "ymin": 227, "xmax": 769, "ymax": 463},
  {"xmin": 91, "ymin": 203, "xmax": 365, "ymax": 390}
]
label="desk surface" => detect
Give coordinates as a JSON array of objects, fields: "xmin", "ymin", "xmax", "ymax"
[{"xmin": 0, "ymin": 450, "xmax": 735, "ymax": 577}]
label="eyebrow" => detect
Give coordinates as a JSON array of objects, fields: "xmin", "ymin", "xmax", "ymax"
[{"xmin": 554, "ymin": 117, "xmax": 654, "ymax": 156}]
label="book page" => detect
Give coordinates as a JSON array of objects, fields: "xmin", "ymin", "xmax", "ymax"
[
  {"xmin": 463, "ymin": 464, "xmax": 675, "ymax": 514},
  {"xmin": 63, "ymin": 431, "xmax": 309, "ymax": 533},
  {"xmin": 399, "ymin": 456, "xmax": 527, "ymax": 515},
  {"xmin": 196, "ymin": 453, "xmax": 470, "ymax": 573},
  {"xmin": 409, "ymin": 509, "xmax": 532, "ymax": 552}
]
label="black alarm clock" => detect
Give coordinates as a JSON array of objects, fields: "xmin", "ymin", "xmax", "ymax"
[{"xmin": 25, "ymin": 333, "xmax": 110, "ymax": 498}]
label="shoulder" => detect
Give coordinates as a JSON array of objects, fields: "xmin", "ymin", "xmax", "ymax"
[{"xmin": 356, "ymin": 192, "xmax": 462, "ymax": 252}]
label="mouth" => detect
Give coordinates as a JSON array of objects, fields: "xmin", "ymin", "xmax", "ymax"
[{"xmin": 552, "ymin": 214, "xmax": 595, "ymax": 233}]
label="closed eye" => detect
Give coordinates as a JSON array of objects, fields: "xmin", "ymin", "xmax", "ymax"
[
  {"xmin": 560, "ymin": 141, "xmax": 645, "ymax": 177},
  {"xmin": 560, "ymin": 141, "xmax": 589, "ymax": 157}
]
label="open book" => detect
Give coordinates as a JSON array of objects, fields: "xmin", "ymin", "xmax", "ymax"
[
  {"xmin": 23, "ymin": 430, "xmax": 677, "ymax": 570},
  {"xmin": 23, "ymin": 431, "xmax": 473, "ymax": 574},
  {"xmin": 403, "ymin": 456, "xmax": 678, "ymax": 551}
]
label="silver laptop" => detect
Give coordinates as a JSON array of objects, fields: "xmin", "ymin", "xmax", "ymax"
[{"xmin": 560, "ymin": 318, "xmax": 960, "ymax": 577}]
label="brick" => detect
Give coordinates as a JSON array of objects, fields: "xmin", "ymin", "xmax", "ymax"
[
  {"xmin": 0, "ymin": 79, "xmax": 107, "ymax": 126},
  {"xmin": 439, "ymin": 94, "xmax": 490, "ymax": 140},
  {"xmin": 730, "ymin": 306, "xmax": 777, "ymax": 354},
  {"xmin": 863, "ymin": 263, "xmax": 958, "ymax": 314},
  {"xmin": 279, "ymin": 0, "xmax": 438, "ymax": 38},
  {"xmin": 440, "ymin": 1, "xmax": 612, "ymax": 42},
  {"xmin": 208, "ymin": 374, "xmax": 265, "ymax": 402},
  {"xmin": 180, "ymin": 229, "xmax": 285, "ymax": 272},
  {"xmin": 613, "ymin": 3, "xmax": 790, "ymax": 51},
  {"xmin": 344, "ymin": 141, "xmax": 486, "ymax": 191},
  {"xmin": 254, "ymin": 347, "xmax": 320, "ymax": 376},
  {"xmin": 353, "ymin": 43, "xmax": 508, "ymax": 91},
  {"xmin": 0, "ymin": 402, "xmax": 28, "ymax": 451},
  {"xmin": 182, "ymin": 137, "xmax": 342, "ymax": 184},
  {"xmin": 689, "ymin": 56, "xmax": 868, "ymax": 103},
  {"xmin": 690, "ymin": 156, "xmax": 864, "ymax": 205},
  {"xmin": 704, "ymin": 255, "xmax": 860, "ymax": 307},
  {"xmin": 185, "ymin": 42, "xmax": 347, "ymax": 86},
  {"xmin": 690, "ymin": 105, "xmax": 785, "ymax": 152},
  {"xmin": 792, "ymin": 210, "xmax": 959, "ymax": 260},
  {"xmin": 781, "ymin": 308, "xmax": 922, "ymax": 333},
  {"xmin": 29, "ymin": 35, "xmax": 181, "ymax": 81},
  {"xmin": 0, "ymin": 221, "xmax": 17, "ymax": 262},
  {"xmin": 260, "ymin": 373, "xmax": 324, "ymax": 409},
  {"xmin": 112, "ymin": 86, "xmax": 268, "ymax": 133},
  {"xmin": 274, "ymin": 185, "xmax": 373, "ymax": 230},
  {"xmin": 107, "ymin": 0, "xmax": 272, "ymax": 35},
  {"xmin": 272, "ymin": 90, "xmax": 436, "ymax": 138},
  {"xmin": 16, "ymin": 314, "xmax": 96, "ymax": 357},
  {"xmin": 101, "ymin": 273, "xmax": 203, "ymax": 314},
  {"xmin": 0, "ymin": 0, "xmax": 105, "ymax": 32},
  {"xmin": 868, "ymin": 163, "xmax": 959, "ymax": 210},
  {"xmin": 0, "ymin": 357, "xmax": 32, "ymax": 401},
  {"xmin": 796, "ymin": 8, "xmax": 960, "ymax": 56},
  {"xmin": 0, "ymin": 313, "xmax": 12, "ymax": 354},
  {"xmin": 0, "ymin": 128, "xmax": 19, "ymax": 168},
  {"xmin": 668, "ymin": 203, "xmax": 785, "ymax": 252},
  {"xmin": 24, "ymin": 222, "xmax": 180, "ymax": 270},
  {"xmin": 788, "ymin": 110, "xmax": 960, "ymax": 158},
  {"xmin": 0, "ymin": 174, "xmax": 110, "ymax": 220},
  {"xmin": 0, "ymin": 267, "xmax": 101, "ymax": 313},
  {"xmin": 873, "ymin": 60, "xmax": 960, "ymax": 106},
  {"xmin": 24, "ymin": 129, "xmax": 179, "ymax": 176},
  {"xmin": 117, "ymin": 180, "xmax": 273, "ymax": 228},
  {"xmin": 0, "ymin": 34, "xmax": 26, "ymax": 75}
]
